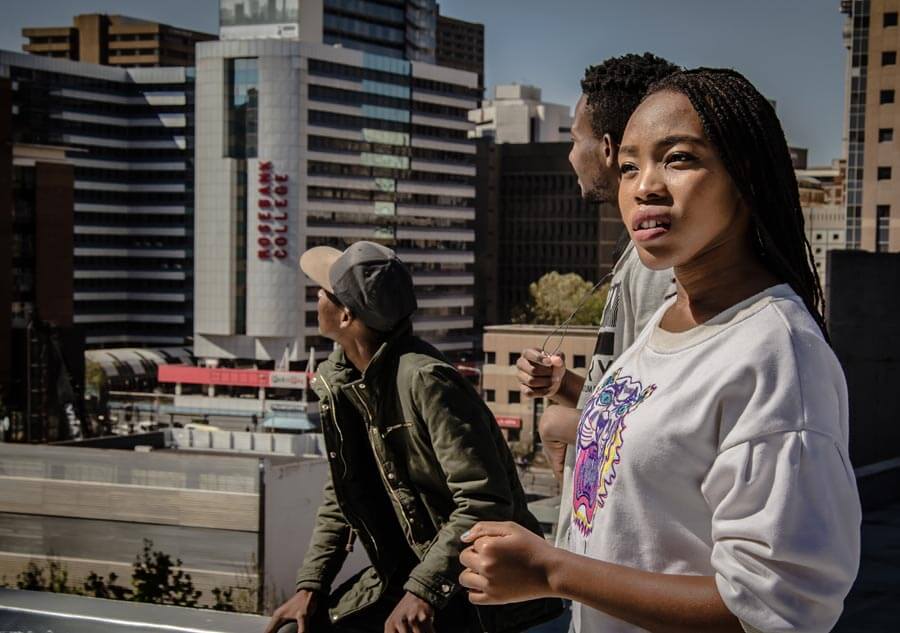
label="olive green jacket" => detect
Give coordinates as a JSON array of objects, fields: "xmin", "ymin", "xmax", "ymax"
[{"xmin": 294, "ymin": 325, "xmax": 563, "ymax": 631}]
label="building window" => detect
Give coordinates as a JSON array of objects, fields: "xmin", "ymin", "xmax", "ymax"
[
  {"xmin": 880, "ymin": 128, "xmax": 894, "ymax": 142},
  {"xmin": 884, "ymin": 51, "xmax": 898, "ymax": 66},
  {"xmin": 227, "ymin": 58, "xmax": 259, "ymax": 159},
  {"xmin": 484, "ymin": 351, "xmax": 495, "ymax": 364},
  {"xmin": 484, "ymin": 389, "xmax": 495, "ymax": 402},
  {"xmin": 508, "ymin": 390, "xmax": 521, "ymax": 404},
  {"xmin": 573, "ymin": 354, "xmax": 586, "ymax": 369},
  {"xmin": 885, "ymin": 11, "xmax": 898, "ymax": 27},
  {"xmin": 881, "ymin": 89, "xmax": 895, "ymax": 104},
  {"xmin": 847, "ymin": 207, "xmax": 862, "ymax": 249},
  {"xmin": 877, "ymin": 205, "xmax": 890, "ymax": 252},
  {"xmin": 878, "ymin": 166, "xmax": 892, "ymax": 180},
  {"xmin": 508, "ymin": 352, "xmax": 518, "ymax": 366}
]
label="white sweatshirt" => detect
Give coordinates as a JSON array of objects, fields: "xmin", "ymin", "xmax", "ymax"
[{"xmin": 568, "ymin": 284, "xmax": 861, "ymax": 633}]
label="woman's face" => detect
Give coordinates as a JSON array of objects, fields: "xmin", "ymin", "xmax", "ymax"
[{"xmin": 617, "ymin": 90, "xmax": 751, "ymax": 271}]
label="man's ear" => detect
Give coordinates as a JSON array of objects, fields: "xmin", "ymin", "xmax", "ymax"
[
  {"xmin": 601, "ymin": 133, "xmax": 618, "ymax": 169},
  {"xmin": 339, "ymin": 308, "xmax": 355, "ymax": 330}
]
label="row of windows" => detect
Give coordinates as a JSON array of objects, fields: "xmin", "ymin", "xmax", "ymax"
[
  {"xmin": 110, "ymin": 48, "xmax": 163, "ymax": 57},
  {"xmin": 74, "ymin": 234, "xmax": 187, "ymax": 248},
  {"xmin": 324, "ymin": 0, "xmax": 406, "ymax": 25},
  {"xmin": 307, "ymin": 210, "xmax": 467, "ymax": 230},
  {"xmin": 308, "ymin": 58, "xmax": 409, "ymax": 88},
  {"xmin": 76, "ymin": 191, "xmax": 189, "ymax": 204},
  {"xmin": 73, "ymin": 300, "xmax": 188, "ymax": 313},
  {"xmin": 75, "ymin": 278, "xmax": 188, "ymax": 291},
  {"xmin": 877, "ymin": 205, "xmax": 891, "ymax": 252},
  {"xmin": 308, "ymin": 159, "xmax": 472, "ymax": 185},
  {"xmin": 310, "ymin": 135, "xmax": 472, "ymax": 165},
  {"xmin": 52, "ymin": 118, "xmax": 187, "ymax": 140},
  {"xmin": 74, "ymin": 214, "xmax": 189, "ymax": 229},
  {"xmin": 45, "ymin": 97, "xmax": 190, "ymax": 118},
  {"xmin": 309, "ymin": 134, "xmax": 410, "ymax": 156},
  {"xmin": 309, "ymin": 84, "xmax": 469, "ymax": 120},
  {"xmin": 75, "ymin": 257, "xmax": 189, "ymax": 271},
  {"xmin": 74, "ymin": 168, "xmax": 186, "ymax": 184},
  {"xmin": 323, "ymin": 32, "xmax": 405, "ymax": 59},
  {"xmin": 309, "ymin": 109, "xmax": 467, "ymax": 141},
  {"xmin": 11, "ymin": 67, "xmax": 187, "ymax": 97},
  {"xmin": 309, "ymin": 186, "xmax": 472, "ymax": 206},
  {"xmin": 66, "ymin": 145, "xmax": 188, "ymax": 162}
]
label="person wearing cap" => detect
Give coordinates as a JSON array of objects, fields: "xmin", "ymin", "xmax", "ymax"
[{"xmin": 264, "ymin": 242, "xmax": 562, "ymax": 633}]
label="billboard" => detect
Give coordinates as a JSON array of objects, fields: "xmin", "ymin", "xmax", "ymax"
[
  {"xmin": 220, "ymin": 0, "xmax": 300, "ymax": 39},
  {"xmin": 158, "ymin": 365, "xmax": 308, "ymax": 390}
]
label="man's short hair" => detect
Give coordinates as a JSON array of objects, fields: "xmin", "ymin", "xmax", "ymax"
[{"xmin": 580, "ymin": 53, "xmax": 680, "ymax": 144}]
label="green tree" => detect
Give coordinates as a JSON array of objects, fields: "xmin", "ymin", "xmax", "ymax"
[
  {"xmin": 131, "ymin": 539, "xmax": 201, "ymax": 607},
  {"xmin": 522, "ymin": 272, "xmax": 609, "ymax": 326}
]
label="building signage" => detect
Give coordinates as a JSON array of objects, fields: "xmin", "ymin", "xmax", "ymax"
[
  {"xmin": 495, "ymin": 416, "xmax": 522, "ymax": 430},
  {"xmin": 257, "ymin": 160, "xmax": 289, "ymax": 260},
  {"xmin": 158, "ymin": 365, "xmax": 308, "ymax": 390}
]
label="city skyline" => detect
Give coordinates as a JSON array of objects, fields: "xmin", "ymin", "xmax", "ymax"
[{"xmin": 1, "ymin": 0, "xmax": 846, "ymax": 165}]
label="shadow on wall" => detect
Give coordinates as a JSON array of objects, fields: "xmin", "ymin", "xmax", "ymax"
[{"xmin": 828, "ymin": 250, "xmax": 900, "ymax": 509}]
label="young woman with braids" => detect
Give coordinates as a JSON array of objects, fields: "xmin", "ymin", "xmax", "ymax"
[{"xmin": 458, "ymin": 68, "xmax": 861, "ymax": 633}]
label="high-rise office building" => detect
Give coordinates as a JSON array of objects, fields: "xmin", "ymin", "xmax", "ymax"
[
  {"xmin": 193, "ymin": 1, "xmax": 479, "ymax": 364},
  {"xmin": 22, "ymin": 13, "xmax": 215, "ymax": 68},
  {"xmin": 474, "ymin": 141, "xmax": 621, "ymax": 325},
  {"xmin": 1, "ymin": 51, "xmax": 195, "ymax": 349},
  {"xmin": 468, "ymin": 84, "xmax": 572, "ymax": 143},
  {"xmin": 220, "ymin": 0, "xmax": 436, "ymax": 62},
  {"xmin": 842, "ymin": 0, "xmax": 900, "ymax": 251},
  {"xmin": 436, "ymin": 12, "xmax": 484, "ymax": 96}
]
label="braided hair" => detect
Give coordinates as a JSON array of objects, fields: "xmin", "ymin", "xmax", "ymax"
[
  {"xmin": 582, "ymin": 53, "xmax": 681, "ymax": 144},
  {"xmin": 645, "ymin": 68, "xmax": 828, "ymax": 340}
]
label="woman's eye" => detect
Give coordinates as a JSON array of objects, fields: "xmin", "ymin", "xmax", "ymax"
[
  {"xmin": 619, "ymin": 162, "xmax": 637, "ymax": 174},
  {"xmin": 666, "ymin": 152, "xmax": 695, "ymax": 165}
]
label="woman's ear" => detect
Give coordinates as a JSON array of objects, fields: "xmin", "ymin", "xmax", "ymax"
[{"xmin": 601, "ymin": 133, "xmax": 618, "ymax": 169}]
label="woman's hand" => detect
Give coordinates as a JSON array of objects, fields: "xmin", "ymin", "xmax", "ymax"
[{"xmin": 458, "ymin": 521, "xmax": 556, "ymax": 605}]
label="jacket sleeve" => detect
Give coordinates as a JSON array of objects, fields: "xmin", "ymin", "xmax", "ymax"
[
  {"xmin": 294, "ymin": 469, "xmax": 352, "ymax": 593},
  {"xmin": 403, "ymin": 364, "xmax": 517, "ymax": 608}
]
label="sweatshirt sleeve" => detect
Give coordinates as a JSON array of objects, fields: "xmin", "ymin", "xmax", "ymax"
[{"xmin": 701, "ymin": 429, "xmax": 861, "ymax": 633}]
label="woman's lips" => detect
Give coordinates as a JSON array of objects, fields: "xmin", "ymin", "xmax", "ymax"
[
  {"xmin": 633, "ymin": 225, "xmax": 670, "ymax": 242},
  {"xmin": 631, "ymin": 210, "xmax": 672, "ymax": 243}
]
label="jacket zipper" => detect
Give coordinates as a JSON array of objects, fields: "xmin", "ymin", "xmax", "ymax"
[
  {"xmin": 317, "ymin": 374, "xmax": 379, "ymax": 561},
  {"xmin": 351, "ymin": 384, "xmax": 420, "ymax": 551}
]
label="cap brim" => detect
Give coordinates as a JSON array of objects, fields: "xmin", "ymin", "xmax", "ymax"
[{"xmin": 299, "ymin": 246, "xmax": 342, "ymax": 293}]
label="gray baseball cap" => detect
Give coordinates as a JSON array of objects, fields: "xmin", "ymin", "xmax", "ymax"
[{"xmin": 299, "ymin": 241, "xmax": 417, "ymax": 332}]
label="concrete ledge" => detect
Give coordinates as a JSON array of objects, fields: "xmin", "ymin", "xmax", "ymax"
[{"xmin": 0, "ymin": 588, "xmax": 267, "ymax": 632}]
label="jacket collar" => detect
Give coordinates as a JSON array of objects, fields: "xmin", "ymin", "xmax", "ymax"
[{"xmin": 314, "ymin": 321, "xmax": 413, "ymax": 398}]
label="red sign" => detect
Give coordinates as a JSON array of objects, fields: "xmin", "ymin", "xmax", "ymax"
[
  {"xmin": 495, "ymin": 416, "xmax": 522, "ymax": 430},
  {"xmin": 157, "ymin": 365, "xmax": 308, "ymax": 390},
  {"xmin": 257, "ymin": 160, "xmax": 289, "ymax": 260}
]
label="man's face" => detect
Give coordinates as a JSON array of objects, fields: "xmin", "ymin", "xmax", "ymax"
[
  {"xmin": 569, "ymin": 94, "xmax": 612, "ymax": 203},
  {"xmin": 316, "ymin": 288, "xmax": 346, "ymax": 340}
]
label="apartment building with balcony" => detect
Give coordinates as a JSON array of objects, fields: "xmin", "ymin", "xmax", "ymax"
[{"xmin": 22, "ymin": 13, "xmax": 215, "ymax": 68}]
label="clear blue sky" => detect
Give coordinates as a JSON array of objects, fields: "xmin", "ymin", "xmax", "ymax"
[{"xmin": 1, "ymin": 0, "xmax": 847, "ymax": 165}]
